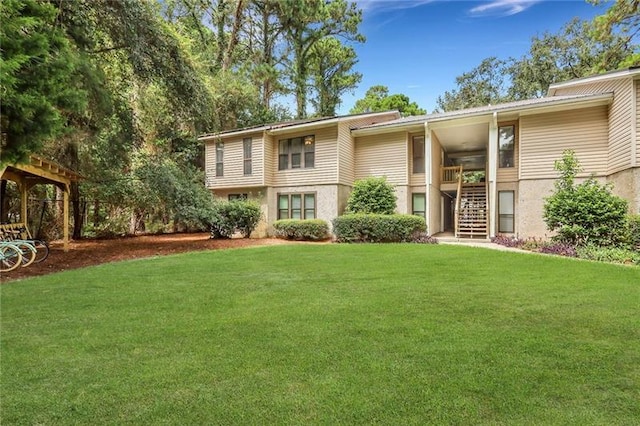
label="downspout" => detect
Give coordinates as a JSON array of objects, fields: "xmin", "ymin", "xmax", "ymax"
[{"xmin": 488, "ymin": 112, "xmax": 498, "ymax": 238}]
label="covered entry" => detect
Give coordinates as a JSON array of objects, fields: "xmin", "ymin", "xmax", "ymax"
[{"xmin": 1, "ymin": 155, "xmax": 81, "ymax": 251}]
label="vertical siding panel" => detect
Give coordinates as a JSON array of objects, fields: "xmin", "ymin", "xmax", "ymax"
[
  {"xmin": 553, "ymin": 78, "xmax": 633, "ymax": 173},
  {"xmin": 263, "ymin": 133, "xmax": 274, "ymax": 186},
  {"xmin": 636, "ymin": 79, "xmax": 640, "ymax": 165},
  {"xmin": 520, "ymin": 106, "xmax": 608, "ymax": 179},
  {"xmin": 355, "ymin": 131, "xmax": 408, "ymax": 185},
  {"xmin": 337, "ymin": 121, "xmax": 354, "ymax": 186}
]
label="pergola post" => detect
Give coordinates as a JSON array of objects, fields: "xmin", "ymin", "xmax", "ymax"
[{"xmin": 63, "ymin": 185, "xmax": 70, "ymax": 252}]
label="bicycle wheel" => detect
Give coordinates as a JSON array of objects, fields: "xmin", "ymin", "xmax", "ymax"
[
  {"xmin": 0, "ymin": 245, "xmax": 23, "ymax": 273},
  {"xmin": 31, "ymin": 240, "xmax": 49, "ymax": 263},
  {"xmin": 16, "ymin": 242, "xmax": 37, "ymax": 267}
]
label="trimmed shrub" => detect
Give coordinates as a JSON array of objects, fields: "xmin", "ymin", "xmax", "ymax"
[
  {"xmin": 332, "ymin": 214, "xmax": 426, "ymax": 243},
  {"xmin": 346, "ymin": 177, "xmax": 397, "ymax": 214},
  {"xmin": 273, "ymin": 219, "xmax": 330, "ymax": 241},
  {"xmin": 577, "ymin": 245, "xmax": 640, "ymax": 265},
  {"xmin": 211, "ymin": 200, "xmax": 262, "ymax": 238},
  {"xmin": 543, "ymin": 150, "xmax": 628, "ymax": 247}
]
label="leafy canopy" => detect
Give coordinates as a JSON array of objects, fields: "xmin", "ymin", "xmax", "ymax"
[{"xmin": 350, "ymin": 85, "xmax": 426, "ymax": 116}]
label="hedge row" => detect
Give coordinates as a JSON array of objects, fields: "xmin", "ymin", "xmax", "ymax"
[
  {"xmin": 332, "ymin": 214, "xmax": 426, "ymax": 243},
  {"xmin": 273, "ymin": 219, "xmax": 329, "ymax": 241}
]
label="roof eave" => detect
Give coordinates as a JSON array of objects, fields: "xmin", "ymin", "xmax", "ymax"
[
  {"xmin": 352, "ymin": 93, "xmax": 613, "ymax": 136},
  {"xmin": 548, "ymin": 67, "xmax": 640, "ymax": 96}
]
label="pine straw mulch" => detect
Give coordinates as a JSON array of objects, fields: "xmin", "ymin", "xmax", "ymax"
[{"xmin": 1, "ymin": 233, "xmax": 296, "ymax": 283}]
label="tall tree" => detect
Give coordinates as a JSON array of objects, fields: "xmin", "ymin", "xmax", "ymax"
[
  {"xmin": 277, "ymin": 0, "xmax": 364, "ymax": 119},
  {"xmin": 590, "ymin": 0, "xmax": 640, "ymax": 68},
  {"xmin": 309, "ymin": 37, "xmax": 361, "ymax": 117},
  {"xmin": 0, "ymin": 0, "xmax": 86, "ymax": 165},
  {"xmin": 435, "ymin": 57, "xmax": 510, "ymax": 112},
  {"xmin": 350, "ymin": 85, "xmax": 426, "ymax": 116}
]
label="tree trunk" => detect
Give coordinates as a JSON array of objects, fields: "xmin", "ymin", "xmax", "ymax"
[
  {"xmin": 222, "ymin": 0, "xmax": 244, "ymax": 71},
  {"xmin": 71, "ymin": 181, "xmax": 83, "ymax": 239}
]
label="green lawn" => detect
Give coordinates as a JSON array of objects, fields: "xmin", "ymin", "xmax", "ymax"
[{"xmin": 2, "ymin": 244, "xmax": 639, "ymax": 424}]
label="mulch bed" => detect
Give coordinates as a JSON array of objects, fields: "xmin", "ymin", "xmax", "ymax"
[{"xmin": 1, "ymin": 233, "xmax": 292, "ymax": 283}]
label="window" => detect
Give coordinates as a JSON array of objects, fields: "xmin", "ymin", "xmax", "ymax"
[
  {"xmin": 278, "ymin": 135, "xmax": 315, "ymax": 170},
  {"xmin": 278, "ymin": 193, "xmax": 316, "ymax": 219},
  {"xmin": 498, "ymin": 191, "xmax": 515, "ymax": 233},
  {"xmin": 228, "ymin": 193, "xmax": 248, "ymax": 201},
  {"xmin": 412, "ymin": 193, "xmax": 426, "ymax": 217},
  {"xmin": 215, "ymin": 141, "xmax": 224, "ymax": 177},
  {"xmin": 412, "ymin": 136, "xmax": 425, "ymax": 174},
  {"xmin": 243, "ymin": 138, "xmax": 252, "ymax": 175},
  {"xmin": 499, "ymin": 125, "xmax": 515, "ymax": 168}
]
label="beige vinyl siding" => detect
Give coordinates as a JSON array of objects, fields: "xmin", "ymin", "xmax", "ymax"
[
  {"xmin": 553, "ymin": 78, "xmax": 634, "ymax": 174},
  {"xmin": 636, "ymin": 79, "xmax": 640, "ymax": 165},
  {"xmin": 263, "ymin": 133, "xmax": 274, "ymax": 186},
  {"xmin": 520, "ymin": 106, "xmax": 608, "ymax": 179},
  {"xmin": 272, "ymin": 126, "xmax": 338, "ymax": 186},
  {"xmin": 205, "ymin": 132, "xmax": 264, "ymax": 188},
  {"xmin": 497, "ymin": 121, "xmax": 519, "ymax": 183},
  {"xmin": 337, "ymin": 121, "xmax": 355, "ymax": 186},
  {"xmin": 355, "ymin": 131, "xmax": 408, "ymax": 185}
]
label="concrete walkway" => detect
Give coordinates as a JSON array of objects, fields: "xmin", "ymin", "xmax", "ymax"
[{"xmin": 434, "ymin": 235, "xmax": 525, "ymax": 252}]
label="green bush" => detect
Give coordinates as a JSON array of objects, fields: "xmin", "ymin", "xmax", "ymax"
[
  {"xmin": 543, "ymin": 150, "xmax": 628, "ymax": 247},
  {"xmin": 211, "ymin": 200, "xmax": 262, "ymax": 238},
  {"xmin": 346, "ymin": 177, "xmax": 397, "ymax": 214},
  {"xmin": 626, "ymin": 215, "xmax": 640, "ymax": 251},
  {"xmin": 333, "ymin": 214, "xmax": 426, "ymax": 243},
  {"xmin": 273, "ymin": 219, "xmax": 330, "ymax": 241},
  {"xmin": 576, "ymin": 245, "xmax": 640, "ymax": 265}
]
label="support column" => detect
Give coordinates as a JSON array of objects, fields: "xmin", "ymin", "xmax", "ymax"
[
  {"xmin": 488, "ymin": 112, "xmax": 498, "ymax": 238},
  {"xmin": 20, "ymin": 181, "xmax": 28, "ymax": 224},
  {"xmin": 63, "ymin": 185, "xmax": 70, "ymax": 252},
  {"xmin": 424, "ymin": 122, "xmax": 432, "ymax": 234}
]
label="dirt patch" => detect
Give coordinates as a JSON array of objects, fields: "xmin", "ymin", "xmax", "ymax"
[{"xmin": 1, "ymin": 233, "xmax": 294, "ymax": 283}]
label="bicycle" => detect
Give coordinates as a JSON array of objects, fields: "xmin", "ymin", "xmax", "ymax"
[
  {"xmin": 0, "ymin": 242, "xmax": 23, "ymax": 273},
  {"xmin": 0, "ymin": 226, "xmax": 49, "ymax": 264}
]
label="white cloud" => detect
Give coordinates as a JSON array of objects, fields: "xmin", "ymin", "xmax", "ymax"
[
  {"xmin": 356, "ymin": 0, "xmax": 435, "ymax": 14},
  {"xmin": 468, "ymin": 0, "xmax": 543, "ymax": 17}
]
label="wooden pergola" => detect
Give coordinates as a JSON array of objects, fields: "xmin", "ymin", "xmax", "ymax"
[{"xmin": 1, "ymin": 155, "xmax": 81, "ymax": 251}]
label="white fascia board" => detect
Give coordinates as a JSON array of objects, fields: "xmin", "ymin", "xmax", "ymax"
[
  {"xmin": 198, "ymin": 127, "xmax": 267, "ymax": 141},
  {"xmin": 515, "ymin": 94, "xmax": 613, "ymax": 116},
  {"xmin": 351, "ymin": 122, "xmax": 425, "ymax": 136}
]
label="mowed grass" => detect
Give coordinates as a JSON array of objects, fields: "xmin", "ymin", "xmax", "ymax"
[{"xmin": 1, "ymin": 244, "xmax": 639, "ymax": 425}]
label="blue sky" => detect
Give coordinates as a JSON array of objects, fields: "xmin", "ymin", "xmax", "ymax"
[{"xmin": 336, "ymin": 0, "xmax": 609, "ymax": 114}]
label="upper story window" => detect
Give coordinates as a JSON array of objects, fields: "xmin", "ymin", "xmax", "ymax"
[
  {"xmin": 215, "ymin": 141, "xmax": 224, "ymax": 177},
  {"xmin": 278, "ymin": 135, "xmax": 315, "ymax": 170},
  {"xmin": 412, "ymin": 136, "xmax": 425, "ymax": 174},
  {"xmin": 499, "ymin": 125, "xmax": 515, "ymax": 168},
  {"xmin": 243, "ymin": 138, "xmax": 252, "ymax": 175}
]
